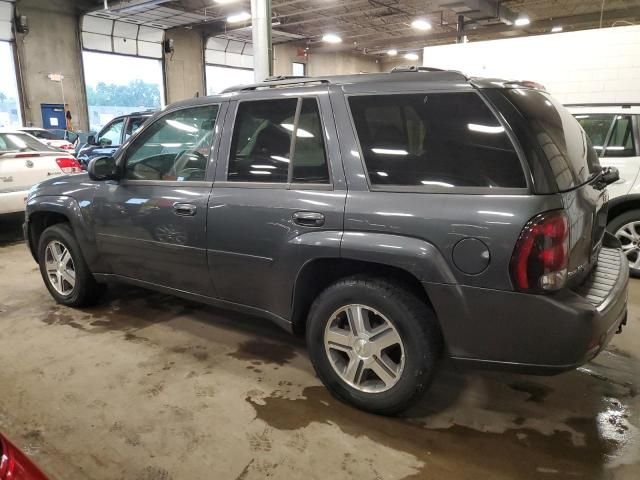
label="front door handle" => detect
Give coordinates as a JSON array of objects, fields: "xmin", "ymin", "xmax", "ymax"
[
  {"xmin": 293, "ymin": 211, "xmax": 325, "ymax": 227},
  {"xmin": 173, "ymin": 203, "xmax": 197, "ymax": 216}
]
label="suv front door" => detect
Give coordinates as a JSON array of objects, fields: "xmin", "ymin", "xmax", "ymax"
[
  {"xmin": 92, "ymin": 103, "xmax": 225, "ymax": 297},
  {"xmin": 207, "ymin": 92, "xmax": 346, "ymax": 320},
  {"xmin": 95, "ymin": 118, "xmax": 125, "ymax": 158}
]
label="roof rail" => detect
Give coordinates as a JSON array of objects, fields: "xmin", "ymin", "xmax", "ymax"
[
  {"xmin": 222, "ymin": 78, "xmax": 332, "ymax": 93},
  {"xmin": 390, "ymin": 65, "xmax": 444, "ymax": 73}
]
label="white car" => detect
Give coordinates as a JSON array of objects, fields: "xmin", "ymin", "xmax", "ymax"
[
  {"xmin": 0, "ymin": 130, "xmax": 82, "ymax": 215},
  {"xmin": 570, "ymin": 104, "xmax": 640, "ymax": 275},
  {"xmin": 19, "ymin": 127, "xmax": 75, "ymax": 152}
]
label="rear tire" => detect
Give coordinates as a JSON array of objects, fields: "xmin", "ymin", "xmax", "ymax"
[
  {"xmin": 38, "ymin": 223, "xmax": 105, "ymax": 307},
  {"xmin": 607, "ymin": 209, "xmax": 640, "ymax": 277},
  {"xmin": 306, "ymin": 275, "xmax": 441, "ymax": 415}
]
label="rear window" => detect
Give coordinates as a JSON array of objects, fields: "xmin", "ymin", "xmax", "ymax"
[
  {"xmin": 0, "ymin": 132, "xmax": 55, "ymax": 152},
  {"xmin": 348, "ymin": 92, "xmax": 526, "ymax": 189},
  {"xmin": 503, "ymin": 89, "xmax": 600, "ymax": 191},
  {"xmin": 27, "ymin": 129, "xmax": 57, "ymax": 140}
]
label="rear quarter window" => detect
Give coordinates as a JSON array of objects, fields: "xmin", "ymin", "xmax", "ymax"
[{"xmin": 348, "ymin": 92, "xmax": 526, "ymax": 190}]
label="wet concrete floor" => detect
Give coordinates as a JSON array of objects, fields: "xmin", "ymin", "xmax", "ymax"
[{"xmin": 0, "ymin": 215, "xmax": 638, "ymax": 479}]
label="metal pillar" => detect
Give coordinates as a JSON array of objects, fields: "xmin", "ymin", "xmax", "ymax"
[
  {"xmin": 456, "ymin": 14, "xmax": 465, "ymax": 43},
  {"xmin": 251, "ymin": 0, "xmax": 273, "ymax": 82}
]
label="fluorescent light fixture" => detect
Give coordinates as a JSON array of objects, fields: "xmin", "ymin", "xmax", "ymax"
[
  {"xmin": 468, "ymin": 123, "xmax": 505, "ymax": 134},
  {"xmin": 574, "ymin": 115, "xmax": 589, "ymax": 119},
  {"xmin": 322, "ymin": 33, "xmax": 342, "ymax": 44},
  {"xmin": 270, "ymin": 155, "xmax": 290, "ymax": 163},
  {"xmin": 227, "ymin": 11, "xmax": 251, "ymax": 23},
  {"xmin": 280, "ymin": 123, "xmax": 314, "ymax": 138},
  {"xmin": 551, "ymin": 26, "xmax": 563, "ymax": 32},
  {"xmin": 515, "ymin": 16, "xmax": 530, "ymax": 26},
  {"xmin": 371, "ymin": 148, "xmax": 409, "ymax": 155},
  {"xmin": 166, "ymin": 119, "xmax": 198, "ymax": 133},
  {"xmin": 404, "ymin": 52, "xmax": 419, "ymax": 61},
  {"xmin": 421, "ymin": 180, "xmax": 454, "ymax": 188},
  {"xmin": 250, "ymin": 170, "xmax": 271, "ymax": 175},
  {"xmin": 387, "ymin": 49, "xmax": 398, "ymax": 56},
  {"xmin": 251, "ymin": 165, "xmax": 276, "ymax": 169},
  {"xmin": 411, "ymin": 18, "xmax": 432, "ymax": 31},
  {"xmin": 377, "ymin": 171, "xmax": 389, "ymax": 177}
]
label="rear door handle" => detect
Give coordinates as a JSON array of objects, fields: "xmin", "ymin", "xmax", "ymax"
[
  {"xmin": 173, "ymin": 203, "xmax": 197, "ymax": 216},
  {"xmin": 293, "ymin": 211, "xmax": 325, "ymax": 227}
]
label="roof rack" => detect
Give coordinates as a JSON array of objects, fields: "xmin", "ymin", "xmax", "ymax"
[{"xmin": 222, "ymin": 78, "xmax": 331, "ymax": 93}]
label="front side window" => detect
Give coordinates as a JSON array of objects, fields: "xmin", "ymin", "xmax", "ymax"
[
  {"xmin": 348, "ymin": 92, "xmax": 525, "ymax": 189},
  {"xmin": 98, "ymin": 119, "xmax": 124, "ymax": 147},
  {"xmin": 605, "ymin": 115, "xmax": 635, "ymax": 157},
  {"xmin": 228, "ymin": 98, "xmax": 330, "ymax": 184},
  {"xmin": 124, "ymin": 105, "xmax": 219, "ymax": 182}
]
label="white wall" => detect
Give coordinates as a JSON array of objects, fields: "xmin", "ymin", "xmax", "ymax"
[{"xmin": 423, "ymin": 25, "xmax": 640, "ymax": 104}]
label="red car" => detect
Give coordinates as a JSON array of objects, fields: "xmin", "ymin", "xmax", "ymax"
[{"xmin": 0, "ymin": 433, "xmax": 49, "ymax": 480}]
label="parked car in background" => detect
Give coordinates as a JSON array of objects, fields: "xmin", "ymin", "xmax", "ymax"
[
  {"xmin": 0, "ymin": 130, "xmax": 82, "ymax": 215},
  {"xmin": 570, "ymin": 104, "xmax": 640, "ymax": 275},
  {"xmin": 0, "ymin": 431, "xmax": 49, "ymax": 479},
  {"xmin": 48, "ymin": 128, "xmax": 80, "ymax": 144},
  {"xmin": 76, "ymin": 111, "xmax": 154, "ymax": 167},
  {"xmin": 25, "ymin": 72, "xmax": 627, "ymax": 414},
  {"xmin": 19, "ymin": 127, "xmax": 75, "ymax": 152}
]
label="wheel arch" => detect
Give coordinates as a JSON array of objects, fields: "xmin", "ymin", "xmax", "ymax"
[{"xmin": 607, "ymin": 194, "xmax": 640, "ymax": 226}]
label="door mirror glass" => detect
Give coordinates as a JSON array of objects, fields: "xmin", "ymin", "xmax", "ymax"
[
  {"xmin": 87, "ymin": 134, "xmax": 96, "ymax": 145},
  {"xmin": 88, "ymin": 155, "xmax": 118, "ymax": 181}
]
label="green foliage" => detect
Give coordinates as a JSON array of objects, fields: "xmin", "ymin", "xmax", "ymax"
[
  {"xmin": 0, "ymin": 91, "xmax": 7, "ymax": 102},
  {"xmin": 86, "ymin": 80, "xmax": 161, "ymax": 107}
]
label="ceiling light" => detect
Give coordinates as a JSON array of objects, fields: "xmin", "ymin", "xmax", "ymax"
[
  {"xmin": 215, "ymin": 0, "xmax": 240, "ymax": 4},
  {"xmin": 411, "ymin": 18, "xmax": 432, "ymax": 31},
  {"xmin": 387, "ymin": 49, "xmax": 398, "ymax": 56},
  {"xmin": 515, "ymin": 16, "xmax": 530, "ymax": 26},
  {"xmin": 227, "ymin": 11, "xmax": 251, "ymax": 23},
  {"xmin": 551, "ymin": 26, "xmax": 563, "ymax": 32},
  {"xmin": 404, "ymin": 52, "xmax": 419, "ymax": 61},
  {"xmin": 322, "ymin": 33, "xmax": 342, "ymax": 44}
]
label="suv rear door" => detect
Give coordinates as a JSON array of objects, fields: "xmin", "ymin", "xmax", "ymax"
[{"xmin": 207, "ymin": 89, "xmax": 346, "ymax": 321}]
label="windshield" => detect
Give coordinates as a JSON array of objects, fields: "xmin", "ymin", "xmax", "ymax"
[
  {"xmin": 0, "ymin": 132, "xmax": 56, "ymax": 152},
  {"xmin": 26, "ymin": 129, "xmax": 58, "ymax": 140},
  {"xmin": 502, "ymin": 89, "xmax": 601, "ymax": 191}
]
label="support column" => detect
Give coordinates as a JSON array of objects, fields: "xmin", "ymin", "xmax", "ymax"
[
  {"xmin": 456, "ymin": 14, "xmax": 465, "ymax": 43},
  {"xmin": 250, "ymin": 0, "xmax": 272, "ymax": 82}
]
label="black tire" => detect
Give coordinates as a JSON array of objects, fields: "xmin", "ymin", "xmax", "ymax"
[
  {"xmin": 607, "ymin": 209, "xmax": 640, "ymax": 277},
  {"xmin": 37, "ymin": 223, "xmax": 105, "ymax": 307},
  {"xmin": 306, "ymin": 275, "xmax": 442, "ymax": 415}
]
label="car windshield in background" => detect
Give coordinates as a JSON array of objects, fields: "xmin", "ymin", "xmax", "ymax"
[
  {"xmin": 0, "ymin": 132, "xmax": 56, "ymax": 152},
  {"xmin": 26, "ymin": 129, "xmax": 58, "ymax": 140},
  {"xmin": 502, "ymin": 89, "xmax": 601, "ymax": 191}
]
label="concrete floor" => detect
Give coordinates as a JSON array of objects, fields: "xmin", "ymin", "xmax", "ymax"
[{"xmin": 0, "ymin": 214, "xmax": 638, "ymax": 480}]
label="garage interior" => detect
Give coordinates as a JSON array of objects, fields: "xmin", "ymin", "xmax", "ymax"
[{"xmin": 1, "ymin": 0, "xmax": 640, "ymax": 479}]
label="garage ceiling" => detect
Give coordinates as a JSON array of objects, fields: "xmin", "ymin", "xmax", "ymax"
[{"xmin": 83, "ymin": 0, "xmax": 640, "ymax": 55}]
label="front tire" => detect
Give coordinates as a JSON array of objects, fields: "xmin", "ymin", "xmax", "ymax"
[
  {"xmin": 608, "ymin": 209, "xmax": 640, "ymax": 277},
  {"xmin": 306, "ymin": 275, "xmax": 441, "ymax": 415},
  {"xmin": 38, "ymin": 223, "xmax": 105, "ymax": 307}
]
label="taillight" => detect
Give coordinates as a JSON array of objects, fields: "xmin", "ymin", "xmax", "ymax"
[
  {"xmin": 510, "ymin": 210, "xmax": 569, "ymax": 292},
  {"xmin": 0, "ymin": 434, "xmax": 49, "ymax": 480},
  {"xmin": 55, "ymin": 157, "xmax": 82, "ymax": 174}
]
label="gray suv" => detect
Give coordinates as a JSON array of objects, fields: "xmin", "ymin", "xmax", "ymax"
[{"xmin": 24, "ymin": 70, "xmax": 628, "ymax": 414}]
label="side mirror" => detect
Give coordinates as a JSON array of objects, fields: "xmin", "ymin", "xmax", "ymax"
[
  {"xmin": 88, "ymin": 156, "xmax": 119, "ymax": 181},
  {"xmin": 87, "ymin": 134, "xmax": 96, "ymax": 145},
  {"xmin": 602, "ymin": 166, "xmax": 620, "ymax": 186}
]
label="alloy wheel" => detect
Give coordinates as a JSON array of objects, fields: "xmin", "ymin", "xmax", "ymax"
[
  {"xmin": 44, "ymin": 240, "xmax": 76, "ymax": 296},
  {"xmin": 615, "ymin": 221, "xmax": 640, "ymax": 270},
  {"xmin": 324, "ymin": 304, "xmax": 405, "ymax": 393}
]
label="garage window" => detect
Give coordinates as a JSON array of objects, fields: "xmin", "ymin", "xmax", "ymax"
[
  {"xmin": 348, "ymin": 92, "xmax": 525, "ymax": 189},
  {"xmin": 0, "ymin": 41, "xmax": 21, "ymax": 128}
]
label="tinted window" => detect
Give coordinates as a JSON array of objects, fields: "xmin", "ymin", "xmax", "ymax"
[
  {"xmin": 124, "ymin": 117, "xmax": 147, "ymax": 141},
  {"xmin": 124, "ymin": 106, "xmax": 219, "ymax": 182},
  {"xmin": 348, "ymin": 92, "xmax": 525, "ymax": 189},
  {"xmin": 605, "ymin": 115, "xmax": 635, "ymax": 157},
  {"xmin": 228, "ymin": 98, "xmax": 330, "ymax": 184},
  {"xmin": 98, "ymin": 119, "xmax": 124, "ymax": 146},
  {"xmin": 504, "ymin": 89, "xmax": 600, "ymax": 191}
]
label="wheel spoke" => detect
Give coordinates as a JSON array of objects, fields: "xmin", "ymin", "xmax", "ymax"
[
  {"xmin": 370, "ymin": 327, "xmax": 402, "ymax": 353},
  {"xmin": 325, "ymin": 328, "xmax": 353, "ymax": 351},
  {"xmin": 632, "ymin": 254, "xmax": 640, "ymax": 269},
  {"xmin": 370, "ymin": 356, "xmax": 396, "ymax": 386},
  {"xmin": 346, "ymin": 306, "xmax": 367, "ymax": 336},
  {"xmin": 617, "ymin": 228, "xmax": 634, "ymax": 241},
  {"xmin": 60, "ymin": 249, "xmax": 71, "ymax": 268},
  {"xmin": 61, "ymin": 269, "xmax": 75, "ymax": 289},
  {"xmin": 343, "ymin": 357, "xmax": 363, "ymax": 384}
]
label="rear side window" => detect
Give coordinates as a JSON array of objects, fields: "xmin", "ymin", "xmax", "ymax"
[
  {"xmin": 504, "ymin": 89, "xmax": 600, "ymax": 191},
  {"xmin": 575, "ymin": 114, "xmax": 614, "ymax": 150},
  {"xmin": 605, "ymin": 115, "xmax": 636, "ymax": 157},
  {"xmin": 228, "ymin": 98, "xmax": 330, "ymax": 184},
  {"xmin": 348, "ymin": 92, "xmax": 525, "ymax": 189}
]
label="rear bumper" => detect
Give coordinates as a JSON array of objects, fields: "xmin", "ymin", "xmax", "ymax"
[{"xmin": 425, "ymin": 246, "xmax": 628, "ymax": 374}]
